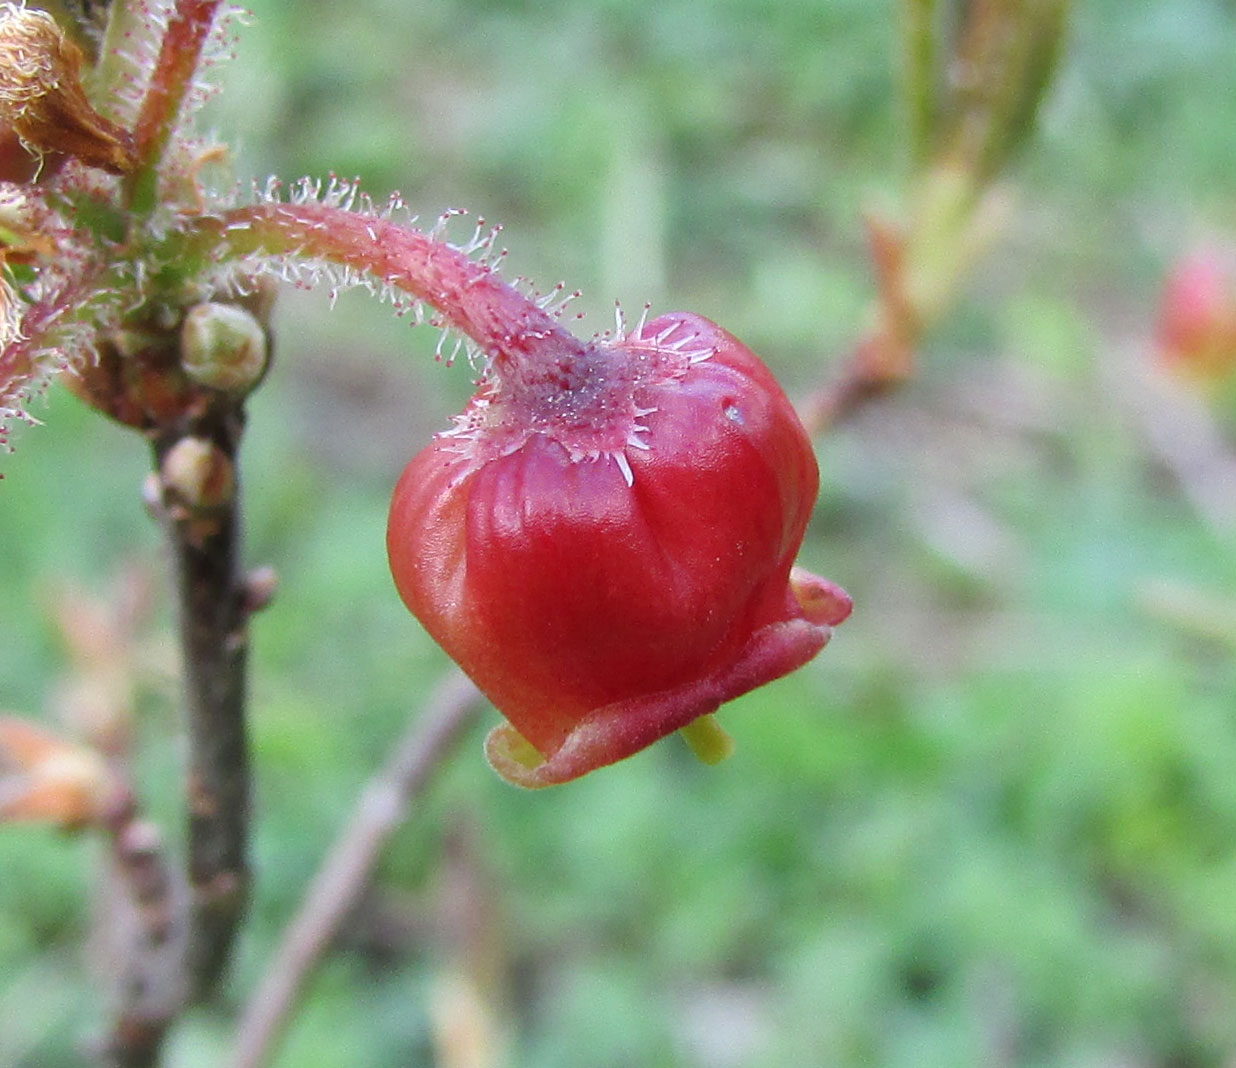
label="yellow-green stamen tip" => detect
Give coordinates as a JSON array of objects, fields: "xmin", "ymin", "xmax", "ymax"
[{"xmin": 679, "ymin": 715, "xmax": 735, "ymax": 766}]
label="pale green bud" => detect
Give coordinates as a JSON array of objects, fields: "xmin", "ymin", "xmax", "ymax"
[{"xmin": 180, "ymin": 302, "xmax": 268, "ymax": 393}]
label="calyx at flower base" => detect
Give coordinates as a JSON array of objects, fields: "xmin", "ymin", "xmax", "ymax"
[{"xmin": 387, "ymin": 311, "xmax": 851, "ymax": 788}]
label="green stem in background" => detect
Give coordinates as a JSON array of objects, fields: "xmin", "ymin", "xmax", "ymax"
[
  {"xmin": 945, "ymin": 0, "xmax": 1071, "ymax": 185},
  {"xmin": 899, "ymin": 0, "xmax": 939, "ymax": 172},
  {"xmin": 92, "ymin": 0, "xmax": 158, "ymax": 123},
  {"xmin": 800, "ymin": 0, "xmax": 1071, "ymax": 436}
]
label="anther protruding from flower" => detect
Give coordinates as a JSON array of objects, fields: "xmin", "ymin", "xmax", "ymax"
[
  {"xmin": 0, "ymin": 3, "xmax": 137, "ymax": 175},
  {"xmin": 679, "ymin": 715, "xmax": 736, "ymax": 766},
  {"xmin": 790, "ymin": 566, "xmax": 854, "ymax": 626},
  {"xmin": 389, "ymin": 311, "xmax": 852, "ymax": 788},
  {"xmin": 0, "ymin": 715, "xmax": 115, "ymax": 828},
  {"xmin": 180, "ymin": 301, "xmax": 269, "ymax": 393}
]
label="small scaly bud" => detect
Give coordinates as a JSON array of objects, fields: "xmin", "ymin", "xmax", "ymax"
[
  {"xmin": 243, "ymin": 564, "xmax": 279, "ymax": 613},
  {"xmin": 0, "ymin": 3, "xmax": 136, "ymax": 174},
  {"xmin": 160, "ymin": 435, "xmax": 235, "ymax": 513},
  {"xmin": 180, "ymin": 301, "xmax": 269, "ymax": 393}
]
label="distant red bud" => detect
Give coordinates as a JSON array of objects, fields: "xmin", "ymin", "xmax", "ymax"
[
  {"xmin": 1157, "ymin": 249, "xmax": 1236, "ymax": 379},
  {"xmin": 388, "ymin": 311, "xmax": 850, "ymax": 787}
]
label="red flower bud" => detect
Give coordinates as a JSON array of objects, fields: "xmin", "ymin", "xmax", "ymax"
[
  {"xmin": 1157, "ymin": 248, "xmax": 1236, "ymax": 379},
  {"xmin": 388, "ymin": 310, "xmax": 851, "ymax": 787}
]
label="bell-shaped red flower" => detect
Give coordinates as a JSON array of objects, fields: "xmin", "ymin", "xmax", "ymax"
[
  {"xmin": 388, "ymin": 308, "xmax": 850, "ymax": 787},
  {"xmin": 186, "ymin": 206, "xmax": 849, "ymax": 784}
]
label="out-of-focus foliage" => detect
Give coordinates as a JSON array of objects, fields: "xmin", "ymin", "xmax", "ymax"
[{"xmin": 4, "ymin": 1, "xmax": 1236, "ymax": 1066}]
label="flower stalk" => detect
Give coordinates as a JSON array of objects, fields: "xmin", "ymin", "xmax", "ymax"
[
  {"xmin": 125, "ymin": 0, "xmax": 224, "ymax": 211},
  {"xmin": 182, "ymin": 199, "xmax": 588, "ymax": 368}
]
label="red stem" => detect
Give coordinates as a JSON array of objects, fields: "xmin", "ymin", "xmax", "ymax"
[
  {"xmin": 191, "ymin": 203, "xmax": 590, "ymax": 368},
  {"xmin": 127, "ymin": 0, "xmax": 222, "ymax": 202}
]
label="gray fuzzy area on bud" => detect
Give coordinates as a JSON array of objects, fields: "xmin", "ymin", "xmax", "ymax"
[{"xmin": 180, "ymin": 302, "xmax": 268, "ymax": 393}]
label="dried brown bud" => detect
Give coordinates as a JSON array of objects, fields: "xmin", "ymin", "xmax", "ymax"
[
  {"xmin": 0, "ymin": 715, "xmax": 114, "ymax": 829},
  {"xmin": 0, "ymin": 3, "xmax": 136, "ymax": 174}
]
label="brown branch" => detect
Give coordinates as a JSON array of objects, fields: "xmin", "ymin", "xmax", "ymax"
[
  {"xmin": 153, "ymin": 400, "xmax": 252, "ymax": 1001},
  {"xmin": 229, "ymin": 671, "xmax": 484, "ymax": 1068},
  {"xmin": 797, "ymin": 329, "xmax": 916, "ymax": 435},
  {"xmin": 97, "ymin": 790, "xmax": 186, "ymax": 1068},
  {"xmin": 31, "ymin": 572, "xmax": 189, "ymax": 1068},
  {"xmin": 797, "ymin": 212, "xmax": 922, "ymax": 436}
]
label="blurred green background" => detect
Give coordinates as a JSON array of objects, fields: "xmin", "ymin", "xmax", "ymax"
[{"xmin": 5, "ymin": 1, "xmax": 1236, "ymax": 1065}]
